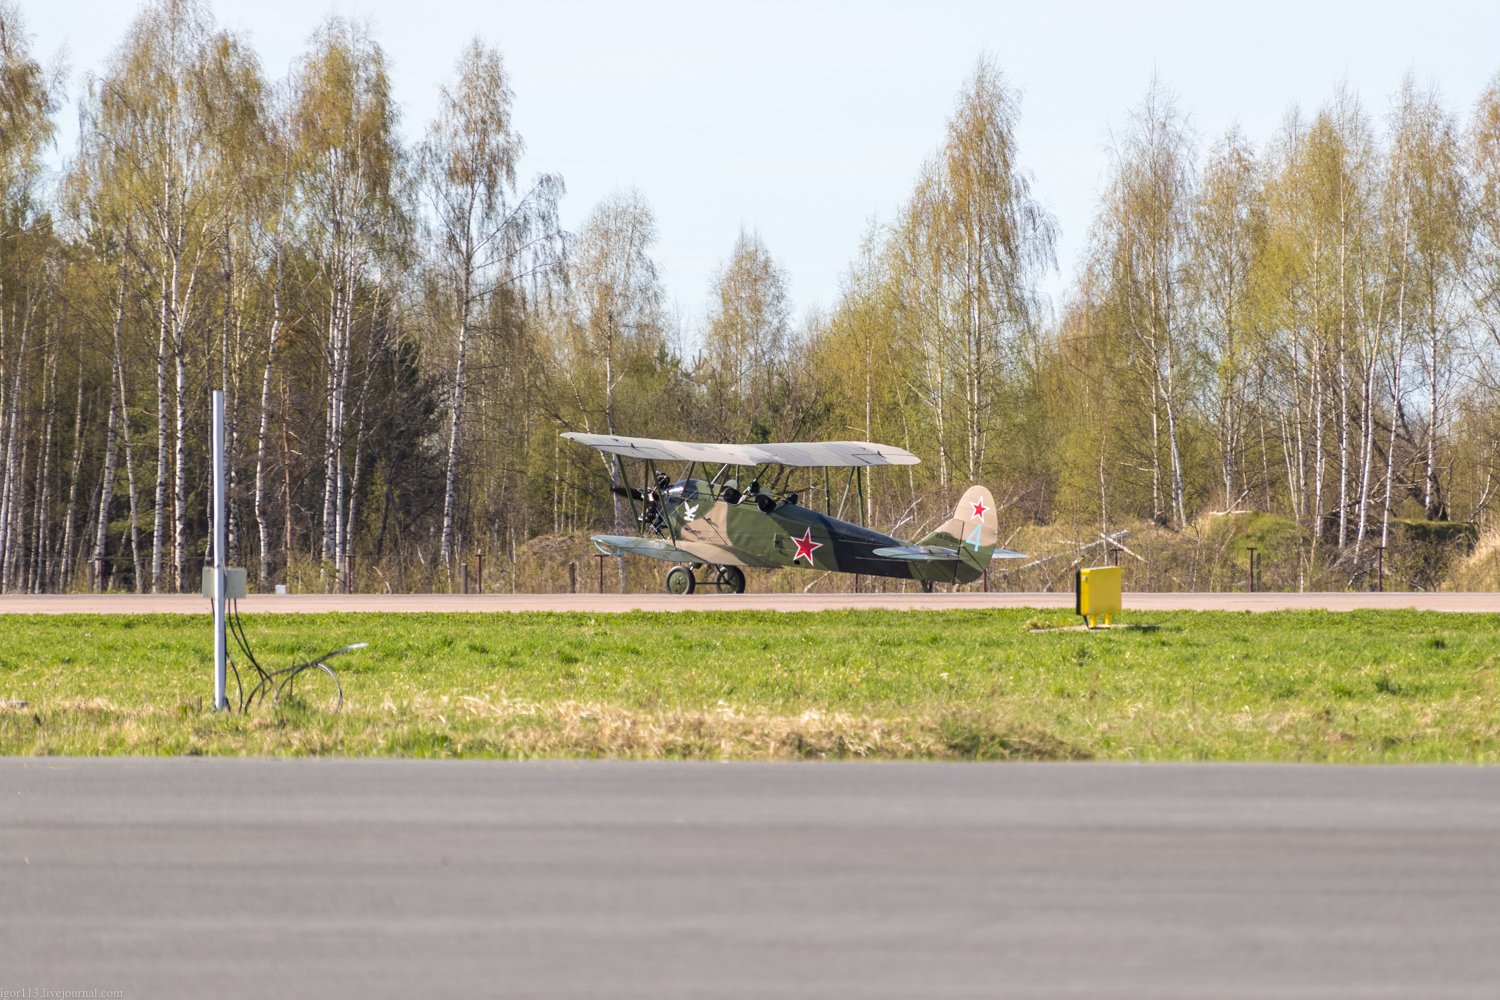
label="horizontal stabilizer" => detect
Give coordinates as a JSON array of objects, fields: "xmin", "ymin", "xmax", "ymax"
[
  {"xmin": 872, "ymin": 545, "xmax": 963, "ymax": 562},
  {"xmin": 991, "ymin": 548, "xmax": 1027, "ymax": 560},
  {"xmin": 590, "ymin": 535, "xmax": 696, "ymax": 562}
]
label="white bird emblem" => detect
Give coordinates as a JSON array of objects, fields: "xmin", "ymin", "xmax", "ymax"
[{"xmin": 681, "ymin": 502, "xmax": 699, "ymax": 522}]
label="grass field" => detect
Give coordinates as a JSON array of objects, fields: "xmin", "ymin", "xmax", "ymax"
[{"xmin": 1, "ymin": 609, "xmax": 1497, "ymax": 761}]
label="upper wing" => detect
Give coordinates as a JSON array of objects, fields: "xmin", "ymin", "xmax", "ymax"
[
  {"xmin": 562, "ymin": 432, "xmax": 919, "ymax": 468},
  {"xmin": 590, "ymin": 534, "xmax": 697, "ymax": 563}
]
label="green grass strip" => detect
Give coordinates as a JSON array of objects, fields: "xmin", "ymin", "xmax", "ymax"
[{"xmin": 1, "ymin": 609, "xmax": 1497, "ymax": 761}]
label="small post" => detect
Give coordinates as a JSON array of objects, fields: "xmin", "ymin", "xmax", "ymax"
[
  {"xmin": 568, "ymin": 561, "xmax": 577, "ymax": 594},
  {"xmin": 598, "ymin": 554, "xmax": 605, "ymax": 594},
  {"xmin": 477, "ymin": 550, "xmax": 484, "ymax": 595},
  {"xmin": 1110, "ymin": 546, "xmax": 1120, "ymax": 567},
  {"xmin": 1246, "ymin": 547, "xmax": 1258, "ymax": 594},
  {"xmin": 211, "ymin": 389, "xmax": 227, "ymax": 712},
  {"xmin": 462, "ymin": 563, "xmax": 469, "ymax": 595},
  {"xmin": 982, "ymin": 568, "xmax": 988, "ymax": 593},
  {"xmin": 345, "ymin": 553, "xmax": 354, "ymax": 594},
  {"xmin": 1376, "ymin": 546, "xmax": 1384, "ymax": 593}
]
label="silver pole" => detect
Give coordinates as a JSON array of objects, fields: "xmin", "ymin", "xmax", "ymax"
[{"xmin": 212, "ymin": 390, "xmax": 227, "ymax": 711}]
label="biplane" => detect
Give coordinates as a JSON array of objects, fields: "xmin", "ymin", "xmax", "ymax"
[{"xmin": 563, "ymin": 433, "xmax": 1025, "ymax": 594}]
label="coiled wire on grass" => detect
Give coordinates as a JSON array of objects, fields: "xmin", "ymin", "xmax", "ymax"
[{"xmin": 225, "ymin": 600, "xmax": 362, "ymax": 713}]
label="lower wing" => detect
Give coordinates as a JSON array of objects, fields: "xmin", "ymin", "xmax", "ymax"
[{"xmin": 591, "ymin": 534, "xmax": 697, "ymax": 562}]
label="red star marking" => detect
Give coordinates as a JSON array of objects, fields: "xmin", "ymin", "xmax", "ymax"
[
  {"xmin": 971, "ymin": 500, "xmax": 989, "ymax": 519},
  {"xmin": 792, "ymin": 528, "xmax": 823, "ymax": 565}
]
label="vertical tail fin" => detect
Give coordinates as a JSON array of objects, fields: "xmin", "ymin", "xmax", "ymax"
[{"xmin": 915, "ymin": 485, "xmax": 997, "ymax": 583}]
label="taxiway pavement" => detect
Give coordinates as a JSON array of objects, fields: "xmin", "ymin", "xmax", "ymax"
[{"xmin": 5, "ymin": 759, "xmax": 1500, "ymax": 998}]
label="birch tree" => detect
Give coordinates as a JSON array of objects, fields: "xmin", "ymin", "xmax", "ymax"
[
  {"xmin": 701, "ymin": 227, "xmax": 792, "ymax": 441},
  {"xmin": 1191, "ymin": 127, "xmax": 1266, "ymax": 512},
  {"xmin": 0, "ymin": 3, "xmax": 59, "ymax": 589},
  {"xmin": 421, "ymin": 39, "xmax": 563, "ymax": 568},
  {"xmin": 290, "ymin": 17, "xmax": 406, "ymax": 589},
  {"xmin": 1094, "ymin": 80, "xmax": 1195, "ymax": 526},
  {"xmin": 74, "ymin": 0, "xmax": 264, "ymax": 590}
]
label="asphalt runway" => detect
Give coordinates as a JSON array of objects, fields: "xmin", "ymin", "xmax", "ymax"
[
  {"xmin": 4, "ymin": 590, "xmax": 1500, "ymax": 613},
  {"xmin": 5, "ymin": 760, "xmax": 1500, "ymax": 999}
]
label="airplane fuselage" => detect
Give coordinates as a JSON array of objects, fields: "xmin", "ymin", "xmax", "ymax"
[{"xmin": 658, "ymin": 479, "xmax": 956, "ymax": 583}]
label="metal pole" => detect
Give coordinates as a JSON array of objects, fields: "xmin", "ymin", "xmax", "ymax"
[
  {"xmin": 1246, "ymin": 547, "xmax": 1257, "ymax": 594},
  {"xmin": 211, "ymin": 390, "xmax": 227, "ymax": 711},
  {"xmin": 477, "ymin": 551, "xmax": 484, "ymax": 595},
  {"xmin": 1377, "ymin": 546, "xmax": 1384, "ymax": 593}
]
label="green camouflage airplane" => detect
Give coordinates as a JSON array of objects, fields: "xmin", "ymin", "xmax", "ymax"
[{"xmin": 564, "ymin": 433, "xmax": 1025, "ymax": 594}]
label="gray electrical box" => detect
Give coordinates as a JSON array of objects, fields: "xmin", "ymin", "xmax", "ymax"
[{"xmin": 201, "ymin": 566, "xmax": 248, "ymax": 599}]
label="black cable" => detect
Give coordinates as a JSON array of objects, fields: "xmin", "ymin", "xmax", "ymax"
[
  {"xmin": 227, "ymin": 656, "xmax": 243, "ymax": 711},
  {"xmin": 222, "ymin": 597, "xmax": 356, "ymax": 714}
]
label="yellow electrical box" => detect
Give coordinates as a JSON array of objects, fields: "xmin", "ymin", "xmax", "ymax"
[{"xmin": 1075, "ymin": 565, "xmax": 1122, "ymax": 628}]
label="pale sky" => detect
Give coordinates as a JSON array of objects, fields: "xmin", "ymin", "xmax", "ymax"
[{"xmin": 23, "ymin": 0, "xmax": 1500, "ymax": 339}]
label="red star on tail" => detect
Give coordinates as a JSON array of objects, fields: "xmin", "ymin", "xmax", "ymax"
[
  {"xmin": 792, "ymin": 528, "xmax": 822, "ymax": 565},
  {"xmin": 971, "ymin": 499, "xmax": 989, "ymax": 519}
]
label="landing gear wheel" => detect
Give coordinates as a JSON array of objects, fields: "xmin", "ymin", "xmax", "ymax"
[
  {"xmin": 921, "ymin": 579, "xmax": 934, "ymax": 594},
  {"xmin": 713, "ymin": 565, "xmax": 746, "ymax": 595},
  {"xmin": 665, "ymin": 565, "xmax": 696, "ymax": 595}
]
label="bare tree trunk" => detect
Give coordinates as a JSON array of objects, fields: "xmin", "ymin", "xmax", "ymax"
[
  {"xmin": 1424, "ymin": 291, "xmax": 1442, "ymax": 518},
  {"xmin": 172, "ymin": 314, "xmax": 187, "ymax": 592},
  {"xmin": 0, "ymin": 295, "xmax": 36, "ymax": 592},
  {"xmin": 1382, "ymin": 243, "xmax": 1410, "ymax": 548},
  {"xmin": 439, "ymin": 284, "xmax": 471, "ymax": 566},
  {"xmin": 1310, "ymin": 326, "xmax": 1325, "ymax": 550},
  {"xmin": 152, "ymin": 279, "xmax": 169, "ymax": 592},
  {"xmin": 254, "ymin": 312, "xmax": 280, "ymax": 586},
  {"xmin": 603, "ymin": 343, "xmax": 627, "ymax": 593},
  {"xmin": 96, "ymin": 275, "xmax": 140, "ymax": 592},
  {"xmin": 119, "ymin": 382, "xmax": 143, "ymax": 593},
  {"xmin": 1162, "ymin": 338, "xmax": 1187, "ymax": 526},
  {"xmin": 4, "ymin": 438, "xmax": 29, "ymax": 591},
  {"xmin": 30, "ymin": 331, "xmax": 57, "ymax": 591},
  {"xmin": 1149, "ymin": 368, "xmax": 1162, "ymax": 518},
  {"xmin": 60, "ymin": 354, "xmax": 86, "ymax": 591},
  {"xmin": 346, "ymin": 381, "xmax": 370, "ymax": 593},
  {"xmin": 1354, "ymin": 347, "xmax": 1378, "ymax": 553},
  {"xmin": 92, "ymin": 383, "xmax": 120, "ymax": 593},
  {"xmin": 1336, "ymin": 333, "xmax": 1350, "ymax": 548},
  {"xmin": 1336, "ymin": 185, "xmax": 1350, "ymax": 550},
  {"xmin": 320, "ymin": 285, "xmax": 342, "ymax": 572}
]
